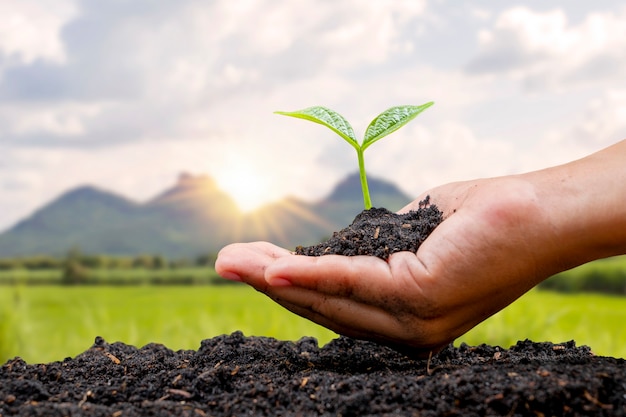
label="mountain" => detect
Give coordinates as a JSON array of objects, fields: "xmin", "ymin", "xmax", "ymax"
[
  {"xmin": 324, "ymin": 172, "xmax": 409, "ymax": 207},
  {"xmin": 0, "ymin": 186, "xmax": 144, "ymax": 256},
  {"xmin": 142, "ymin": 173, "xmax": 242, "ymax": 253},
  {"xmin": 236, "ymin": 172, "xmax": 412, "ymax": 248},
  {"xmin": 0, "ymin": 172, "xmax": 411, "ymax": 258},
  {"xmin": 313, "ymin": 173, "xmax": 412, "ymax": 236}
]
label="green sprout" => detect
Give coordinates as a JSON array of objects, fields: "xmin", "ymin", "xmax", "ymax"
[{"xmin": 275, "ymin": 102, "xmax": 434, "ymax": 210}]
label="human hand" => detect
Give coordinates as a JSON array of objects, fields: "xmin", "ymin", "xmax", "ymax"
[{"xmin": 215, "ymin": 176, "xmax": 563, "ymax": 356}]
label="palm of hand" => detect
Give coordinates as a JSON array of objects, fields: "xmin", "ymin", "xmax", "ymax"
[{"xmin": 216, "ymin": 177, "xmax": 552, "ymax": 356}]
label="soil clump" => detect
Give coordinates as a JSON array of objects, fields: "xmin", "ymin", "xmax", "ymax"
[
  {"xmin": 1, "ymin": 333, "xmax": 624, "ymax": 416},
  {"xmin": 295, "ymin": 197, "xmax": 443, "ymax": 259}
]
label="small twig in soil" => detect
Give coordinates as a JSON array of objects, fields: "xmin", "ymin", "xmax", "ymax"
[{"xmin": 426, "ymin": 350, "xmax": 434, "ymax": 375}]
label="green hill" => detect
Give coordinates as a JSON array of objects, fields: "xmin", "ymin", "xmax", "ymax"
[{"xmin": 0, "ymin": 172, "xmax": 412, "ymax": 258}]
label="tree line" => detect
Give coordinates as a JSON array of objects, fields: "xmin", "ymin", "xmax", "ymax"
[
  {"xmin": 0, "ymin": 249, "xmax": 218, "ymax": 271},
  {"xmin": 0, "ymin": 249, "xmax": 223, "ymax": 286}
]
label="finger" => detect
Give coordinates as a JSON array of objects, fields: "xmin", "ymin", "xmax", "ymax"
[
  {"xmin": 267, "ymin": 251, "xmax": 434, "ymax": 307},
  {"xmin": 265, "ymin": 286, "xmax": 441, "ymax": 356},
  {"xmin": 266, "ymin": 285, "xmax": 412, "ymax": 343},
  {"xmin": 215, "ymin": 242, "xmax": 292, "ymax": 289},
  {"xmin": 264, "ymin": 253, "xmax": 398, "ymax": 300}
]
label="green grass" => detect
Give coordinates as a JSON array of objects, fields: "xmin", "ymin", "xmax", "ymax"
[
  {"xmin": 457, "ymin": 290, "xmax": 626, "ymax": 357},
  {"xmin": 0, "ymin": 293, "xmax": 18, "ymax": 362},
  {"xmin": 0, "ymin": 267, "xmax": 219, "ymax": 285},
  {"xmin": 0, "ymin": 269, "xmax": 61, "ymax": 284},
  {"xmin": 539, "ymin": 256, "xmax": 626, "ymax": 295},
  {"xmin": 0, "ymin": 285, "xmax": 337, "ymax": 363},
  {"xmin": 1, "ymin": 286, "xmax": 625, "ymax": 364}
]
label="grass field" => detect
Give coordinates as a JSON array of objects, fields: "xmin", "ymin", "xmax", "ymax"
[
  {"xmin": 1, "ymin": 285, "xmax": 625, "ymax": 364},
  {"xmin": 0, "ymin": 267, "xmax": 219, "ymax": 285},
  {"xmin": 0, "ymin": 284, "xmax": 337, "ymax": 364}
]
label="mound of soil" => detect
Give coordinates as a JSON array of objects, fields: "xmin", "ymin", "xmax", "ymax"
[
  {"xmin": 295, "ymin": 197, "xmax": 443, "ymax": 259},
  {"xmin": 1, "ymin": 333, "xmax": 624, "ymax": 416}
]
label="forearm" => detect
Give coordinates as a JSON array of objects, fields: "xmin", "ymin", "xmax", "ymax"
[{"xmin": 523, "ymin": 139, "xmax": 626, "ymax": 270}]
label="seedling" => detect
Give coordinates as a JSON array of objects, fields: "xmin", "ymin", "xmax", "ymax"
[{"xmin": 275, "ymin": 102, "xmax": 434, "ymax": 210}]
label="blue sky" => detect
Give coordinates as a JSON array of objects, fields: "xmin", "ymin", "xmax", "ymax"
[{"xmin": 1, "ymin": 1, "xmax": 625, "ymax": 232}]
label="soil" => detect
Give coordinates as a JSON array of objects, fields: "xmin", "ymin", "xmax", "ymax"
[
  {"xmin": 1, "ymin": 333, "xmax": 625, "ymax": 416},
  {"xmin": 3, "ymin": 201, "xmax": 624, "ymax": 416},
  {"xmin": 295, "ymin": 197, "xmax": 443, "ymax": 259}
]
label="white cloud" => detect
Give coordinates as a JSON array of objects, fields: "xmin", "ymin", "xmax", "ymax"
[
  {"xmin": 0, "ymin": 0, "xmax": 429, "ymax": 146},
  {"xmin": 0, "ymin": 0, "xmax": 76, "ymax": 65},
  {"xmin": 0, "ymin": 102, "xmax": 102, "ymax": 138},
  {"xmin": 363, "ymin": 120, "xmax": 518, "ymax": 200},
  {"xmin": 316, "ymin": 0, "xmax": 428, "ymax": 68},
  {"xmin": 470, "ymin": 7, "xmax": 492, "ymax": 21},
  {"xmin": 467, "ymin": 6, "xmax": 626, "ymax": 91},
  {"xmin": 539, "ymin": 89, "xmax": 626, "ymax": 160}
]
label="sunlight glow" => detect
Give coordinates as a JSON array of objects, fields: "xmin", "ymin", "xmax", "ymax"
[{"xmin": 216, "ymin": 164, "xmax": 270, "ymax": 212}]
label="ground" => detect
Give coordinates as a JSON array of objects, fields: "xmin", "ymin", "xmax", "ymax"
[
  {"xmin": 1, "ymin": 332, "xmax": 625, "ymax": 416},
  {"xmin": 3, "ymin": 204, "xmax": 625, "ymax": 415},
  {"xmin": 295, "ymin": 198, "xmax": 443, "ymax": 258}
]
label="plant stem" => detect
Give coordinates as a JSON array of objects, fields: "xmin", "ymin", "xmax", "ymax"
[{"xmin": 357, "ymin": 149, "xmax": 372, "ymax": 210}]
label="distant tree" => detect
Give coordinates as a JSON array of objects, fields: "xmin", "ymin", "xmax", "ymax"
[
  {"xmin": 169, "ymin": 258, "xmax": 190, "ymax": 269},
  {"xmin": 61, "ymin": 247, "xmax": 90, "ymax": 285},
  {"xmin": 80, "ymin": 255, "xmax": 110, "ymax": 269},
  {"xmin": 195, "ymin": 253, "xmax": 217, "ymax": 267},
  {"xmin": 0, "ymin": 258, "xmax": 21, "ymax": 270},
  {"xmin": 132, "ymin": 254, "xmax": 154, "ymax": 269},
  {"xmin": 108, "ymin": 256, "xmax": 133, "ymax": 269},
  {"xmin": 152, "ymin": 255, "xmax": 166, "ymax": 269},
  {"xmin": 23, "ymin": 255, "xmax": 61, "ymax": 270}
]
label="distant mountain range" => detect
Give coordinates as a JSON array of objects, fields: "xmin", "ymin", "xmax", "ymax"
[{"xmin": 0, "ymin": 172, "xmax": 412, "ymax": 258}]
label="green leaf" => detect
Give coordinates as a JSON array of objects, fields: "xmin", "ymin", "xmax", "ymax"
[
  {"xmin": 362, "ymin": 102, "xmax": 434, "ymax": 150},
  {"xmin": 275, "ymin": 107, "xmax": 359, "ymax": 149}
]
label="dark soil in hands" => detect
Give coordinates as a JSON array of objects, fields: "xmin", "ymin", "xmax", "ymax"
[
  {"xmin": 1, "ymin": 333, "xmax": 625, "ymax": 416},
  {"xmin": 295, "ymin": 197, "xmax": 443, "ymax": 259}
]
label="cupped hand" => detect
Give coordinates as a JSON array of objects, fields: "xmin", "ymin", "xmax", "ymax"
[{"xmin": 215, "ymin": 176, "xmax": 561, "ymax": 356}]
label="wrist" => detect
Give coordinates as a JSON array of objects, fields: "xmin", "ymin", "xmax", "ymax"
[{"xmin": 522, "ymin": 140, "xmax": 626, "ymax": 271}]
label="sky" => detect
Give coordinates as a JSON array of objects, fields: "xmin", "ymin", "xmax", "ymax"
[{"xmin": 1, "ymin": 0, "xmax": 625, "ymax": 232}]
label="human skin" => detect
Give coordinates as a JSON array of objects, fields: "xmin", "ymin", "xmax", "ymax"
[{"xmin": 215, "ymin": 140, "xmax": 626, "ymax": 356}]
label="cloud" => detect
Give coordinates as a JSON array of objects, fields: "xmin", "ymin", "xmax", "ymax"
[
  {"xmin": 466, "ymin": 6, "xmax": 626, "ymax": 92},
  {"xmin": 0, "ymin": 0, "xmax": 76, "ymax": 66},
  {"xmin": 542, "ymin": 89, "xmax": 626, "ymax": 153},
  {"xmin": 359, "ymin": 120, "xmax": 519, "ymax": 200},
  {"xmin": 0, "ymin": 0, "xmax": 430, "ymax": 148},
  {"xmin": 0, "ymin": 102, "xmax": 102, "ymax": 140}
]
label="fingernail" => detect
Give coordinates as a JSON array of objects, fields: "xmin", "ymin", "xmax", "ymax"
[
  {"xmin": 220, "ymin": 271, "xmax": 242, "ymax": 282},
  {"xmin": 267, "ymin": 276, "xmax": 292, "ymax": 287}
]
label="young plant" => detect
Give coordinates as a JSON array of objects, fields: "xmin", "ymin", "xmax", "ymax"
[{"xmin": 275, "ymin": 102, "xmax": 434, "ymax": 210}]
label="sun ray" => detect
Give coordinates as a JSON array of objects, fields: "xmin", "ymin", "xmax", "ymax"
[
  {"xmin": 215, "ymin": 163, "xmax": 270, "ymax": 213},
  {"xmin": 236, "ymin": 198, "xmax": 336, "ymax": 249}
]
